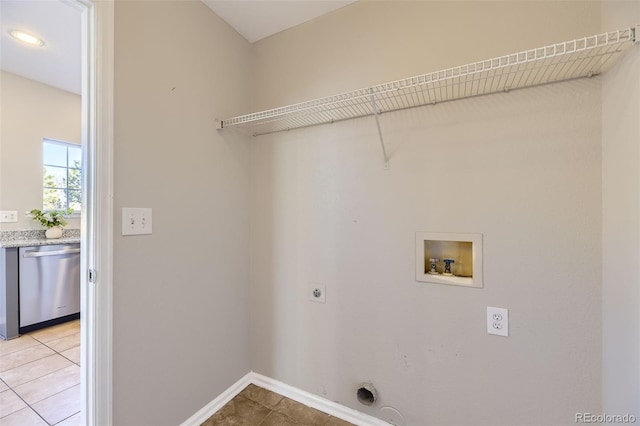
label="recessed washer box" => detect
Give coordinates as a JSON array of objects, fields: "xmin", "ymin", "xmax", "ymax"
[{"xmin": 415, "ymin": 232, "xmax": 483, "ymax": 288}]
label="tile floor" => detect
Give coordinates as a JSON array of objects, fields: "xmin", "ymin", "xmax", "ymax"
[
  {"xmin": 0, "ymin": 320, "xmax": 81, "ymax": 426},
  {"xmin": 202, "ymin": 384, "xmax": 354, "ymax": 426}
]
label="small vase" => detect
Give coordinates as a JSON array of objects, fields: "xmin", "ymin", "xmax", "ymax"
[{"xmin": 45, "ymin": 227, "xmax": 63, "ymax": 239}]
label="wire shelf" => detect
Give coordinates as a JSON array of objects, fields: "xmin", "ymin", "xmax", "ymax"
[{"xmin": 220, "ymin": 26, "xmax": 637, "ymax": 137}]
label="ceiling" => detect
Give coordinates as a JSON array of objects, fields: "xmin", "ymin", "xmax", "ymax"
[
  {"xmin": 203, "ymin": 1, "xmax": 355, "ymax": 43},
  {"xmin": 0, "ymin": 1, "xmax": 354, "ymax": 95},
  {"xmin": 0, "ymin": 0, "xmax": 81, "ymax": 94}
]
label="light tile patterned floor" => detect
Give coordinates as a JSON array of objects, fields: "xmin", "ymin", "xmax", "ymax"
[
  {"xmin": 0, "ymin": 320, "xmax": 80, "ymax": 426},
  {"xmin": 202, "ymin": 384, "xmax": 354, "ymax": 426}
]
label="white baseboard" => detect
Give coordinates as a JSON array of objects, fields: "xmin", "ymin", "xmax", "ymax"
[
  {"xmin": 250, "ymin": 372, "xmax": 389, "ymax": 426},
  {"xmin": 180, "ymin": 372, "xmax": 252, "ymax": 426},
  {"xmin": 181, "ymin": 371, "xmax": 390, "ymax": 426}
]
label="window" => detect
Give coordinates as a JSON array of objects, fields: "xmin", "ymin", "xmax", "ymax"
[{"xmin": 43, "ymin": 139, "xmax": 82, "ymax": 212}]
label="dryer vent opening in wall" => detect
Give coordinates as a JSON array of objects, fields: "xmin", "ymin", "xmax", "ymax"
[{"xmin": 357, "ymin": 383, "xmax": 377, "ymax": 406}]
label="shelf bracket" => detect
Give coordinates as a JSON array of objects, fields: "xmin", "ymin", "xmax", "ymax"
[{"xmin": 369, "ymin": 91, "xmax": 390, "ymax": 169}]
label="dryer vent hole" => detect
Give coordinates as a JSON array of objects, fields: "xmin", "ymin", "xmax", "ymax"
[{"xmin": 357, "ymin": 384, "xmax": 377, "ymax": 406}]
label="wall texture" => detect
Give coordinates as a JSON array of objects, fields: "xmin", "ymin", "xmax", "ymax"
[
  {"xmin": 0, "ymin": 71, "xmax": 81, "ymax": 231},
  {"xmin": 249, "ymin": 2, "xmax": 603, "ymax": 425},
  {"xmin": 113, "ymin": 2, "xmax": 251, "ymax": 424},
  {"xmin": 601, "ymin": 1, "xmax": 640, "ymax": 418}
]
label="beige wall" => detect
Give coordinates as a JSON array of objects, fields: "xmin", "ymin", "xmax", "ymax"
[
  {"xmin": 249, "ymin": 2, "xmax": 603, "ymax": 424},
  {"xmin": 601, "ymin": 1, "xmax": 640, "ymax": 417},
  {"xmin": 106, "ymin": 1, "xmax": 639, "ymax": 423},
  {"xmin": 113, "ymin": 1, "xmax": 252, "ymax": 424},
  {"xmin": 0, "ymin": 71, "xmax": 81, "ymax": 231},
  {"xmin": 250, "ymin": 1, "xmax": 601, "ymax": 111}
]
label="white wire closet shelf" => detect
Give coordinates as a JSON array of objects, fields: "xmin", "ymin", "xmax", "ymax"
[{"xmin": 220, "ymin": 26, "xmax": 638, "ymax": 137}]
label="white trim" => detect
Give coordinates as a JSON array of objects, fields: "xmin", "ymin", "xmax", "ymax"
[
  {"xmin": 250, "ymin": 373, "xmax": 389, "ymax": 426},
  {"xmin": 91, "ymin": 1, "xmax": 114, "ymax": 424},
  {"xmin": 180, "ymin": 372, "xmax": 253, "ymax": 426},
  {"xmin": 74, "ymin": 0, "xmax": 114, "ymax": 424},
  {"xmin": 76, "ymin": 0, "xmax": 93, "ymax": 424},
  {"xmin": 181, "ymin": 372, "xmax": 390, "ymax": 426}
]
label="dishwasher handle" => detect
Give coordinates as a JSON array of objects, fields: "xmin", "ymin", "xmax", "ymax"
[{"xmin": 23, "ymin": 248, "xmax": 81, "ymax": 258}]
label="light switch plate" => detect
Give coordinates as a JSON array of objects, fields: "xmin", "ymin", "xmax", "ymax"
[
  {"xmin": 0, "ymin": 211, "xmax": 18, "ymax": 223},
  {"xmin": 487, "ymin": 306, "xmax": 509, "ymax": 337},
  {"xmin": 122, "ymin": 208, "xmax": 152, "ymax": 236}
]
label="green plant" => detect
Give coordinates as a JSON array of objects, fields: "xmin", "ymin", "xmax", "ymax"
[{"xmin": 28, "ymin": 208, "xmax": 74, "ymax": 228}]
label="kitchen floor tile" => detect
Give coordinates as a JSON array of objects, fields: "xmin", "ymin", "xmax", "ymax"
[
  {"xmin": 28, "ymin": 321, "xmax": 80, "ymax": 344},
  {"xmin": 0, "ymin": 336, "xmax": 40, "ymax": 357},
  {"xmin": 0, "ymin": 406, "xmax": 48, "ymax": 426},
  {"xmin": 0, "ymin": 355, "xmax": 72, "ymax": 388},
  {"xmin": 54, "ymin": 412, "xmax": 81, "ymax": 426},
  {"xmin": 0, "ymin": 345, "xmax": 55, "ymax": 374},
  {"xmin": 14, "ymin": 365, "xmax": 80, "ymax": 405},
  {"xmin": 60, "ymin": 347, "xmax": 80, "ymax": 365},
  {"xmin": 1, "ymin": 322, "xmax": 81, "ymax": 426},
  {"xmin": 44, "ymin": 333, "xmax": 80, "ymax": 353},
  {"xmin": 0, "ymin": 389, "xmax": 27, "ymax": 418},
  {"xmin": 31, "ymin": 384, "xmax": 80, "ymax": 425}
]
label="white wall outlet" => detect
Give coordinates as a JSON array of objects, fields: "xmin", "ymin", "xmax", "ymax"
[
  {"xmin": 310, "ymin": 283, "xmax": 326, "ymax": 304},
  {"xmin": 487, "ymin": 306, "xmax": 509, "ymax": 337},
  {"xmin": 122, "ymin": 208, "xmax": 153, "ymax": 236},
  {"xmin": 0, "ymin": 211, "xmax": 18, "ymax": 223}
]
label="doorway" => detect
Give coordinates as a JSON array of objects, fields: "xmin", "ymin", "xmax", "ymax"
[
  {"xmin": 75, "ymin": 0, "xmax": 114, "ymax": 425},
  {"xmin": 0, "ymin": 0, "xmax": 113, "ymax": 424}
]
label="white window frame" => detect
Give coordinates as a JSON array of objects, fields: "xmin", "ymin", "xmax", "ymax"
[{"xmin": 43, "ymin": 138, "xmax": 83, "ymax": 214}]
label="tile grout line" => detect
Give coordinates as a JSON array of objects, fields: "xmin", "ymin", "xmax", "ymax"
[
  {"xmin": 52, "ymin": 411, "xmax": 79, "ymax": 426},
  {"xmin": 0, "ymin": 385, "xmax": 50, "ymax": 425},
  {"xmin": 26, "ymin": 383, "xmax": 81, "ymax": 426},
  {"xmin": 0, "ymin": 387, "xmax": 22, "ymax": 419},
  {"xmin": 239, "ymin": 386, "xmax": 343, "ymax": 426},
  {"xmin": 0, "ymin": 344, "xmax": 80, "ymax": 424},
  {"xmin": 0, "ymin": 339, "xmax": 41, "ymax": 357},
  {"xmin": 1, "ymin": 329, "xmax": 79, "ymax": 372},
  {"xmin": 0, "ymin": 352, "xmax": 77, "ymax": 388},
  {"xmin": 256, "ymin": 410, "xmax": 274, "ymax": 426},
  {"xmin": 29, "ymin": 322, "xmax": 80, "ymax": 365},
  {"xmin": 238, "ymin": 391, "xmax": 285, "ymax": 424},
  {"xmin": 16, "ymin": 373, "xmax": 81, "ymax": 406},
  {"xmin": 27, "ymin": 324, "xmax": 80, "ymax": 348},
  {"xmin": 0, "ymin": 322, "xmax": 81, "ymax": 425}
]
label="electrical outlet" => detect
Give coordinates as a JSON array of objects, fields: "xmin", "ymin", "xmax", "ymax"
[
  {"xmin": 0, "ymin": 211, "xmax": 18, "ymax": 223},
  {"xmin": 487, "ymin": 306, "xmax": 509, "ymax": 337},
  {"xmin": 310, "ymin": 283, "xmax": 326, "ymax": 304},
  {"xmin": 122, "ymin": 208, "xmax": 153, "ymax": 236}
]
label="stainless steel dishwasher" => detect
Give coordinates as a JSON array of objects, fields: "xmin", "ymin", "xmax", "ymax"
[{"xmin": 19, "ymin": 244, "xmax": 80, "ymax": 329}]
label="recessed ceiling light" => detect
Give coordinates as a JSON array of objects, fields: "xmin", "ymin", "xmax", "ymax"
[{"xmin": 8, "ymin": 30, "xmax": 44, "ymax": 47}]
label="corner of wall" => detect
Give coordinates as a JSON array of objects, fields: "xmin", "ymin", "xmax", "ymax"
[{"xmin": 601, "ymin": 0, "xmax": 640, "ymax": 417}]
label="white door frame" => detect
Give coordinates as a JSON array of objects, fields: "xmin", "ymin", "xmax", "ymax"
[{"xmin": 69, "ymin": 0, "xmax": 114, "ymax": 424}]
